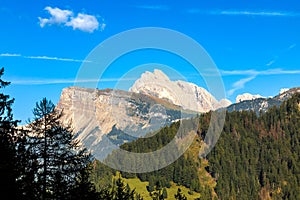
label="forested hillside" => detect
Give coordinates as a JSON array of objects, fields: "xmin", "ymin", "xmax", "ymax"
[
  {"xmin": 95, "ymin": 93, "xmax": 300, "ymax": 199},
  {"xmin": 207, "ymin": 93, "xmax": 300, "ymax": 199}
]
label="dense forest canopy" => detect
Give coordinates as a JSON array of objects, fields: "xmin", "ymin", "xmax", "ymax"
[{"xmin": 100, "ymin": 93, "xmax": 300, "ymax": 199}]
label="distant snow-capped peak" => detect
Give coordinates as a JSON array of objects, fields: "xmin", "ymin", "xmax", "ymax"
[
  {"xmin": 280, "ymin": 88, "xmax": 289, "ymax": 94},
  {"xmin": 236, "ymin": 93, "xmax": 265, "ymax": 103}
]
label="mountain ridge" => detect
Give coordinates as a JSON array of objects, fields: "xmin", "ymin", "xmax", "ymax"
[
  {"xmin": 130, "ymin": 69, "xmax": 231, "ymax": 113},
  {"xmin": 227, "ymin": 87, "xmax": 300, "ymax": 114}
]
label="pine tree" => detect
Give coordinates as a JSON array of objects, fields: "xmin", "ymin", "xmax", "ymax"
[
  {"xmin": 24, "ymin": 98, "xmax": 93, "ymax": 199},
  {"xmin": 149, "ymin": 183, "xmax": 165, "ymax": 200},
  {"xmin": 112, "ymin": 176, "xmax": 135, "ymax": 200},
  {"xmin": 96, "ymin": 176, "xmax": 143, "ymax": 200},
  {"xmin": 0, "ymin": 68, "xmax": 19, "ymax": 199},
  {"xmin": 174, "ymin": 188, "xmax": 187, "ymax": 200},
  {"xmin": 162, "ymin": 188, "xmax": 168, "ymax": 199},
  {"xmin": 70, "ymin": 164, "xmax": 100, "ymax": 199}
]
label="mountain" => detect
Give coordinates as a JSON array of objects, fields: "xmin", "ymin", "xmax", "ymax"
[
  {"xmin": 227, "ymin": 87, "xmax": 300, "ymax": 114},
  {"xmin": 129, "ymin": 69, "xmax": 231, "ymax": 113},
  {"xmin": 55, "ymin": 69, "xmax": 233, "ymax": 160},
  {"xmin": 56, "ymin": 86, "xmax": 195, "ymax": 160},
  {"xmin": 236, "ymin": 93, "xmax": 265, "ymax": 103}
]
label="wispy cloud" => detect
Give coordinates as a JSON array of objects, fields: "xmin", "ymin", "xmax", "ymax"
[
  {"xmin": 11, "ymin": 77, "xmax": 136, "ymax": 85},
  {"xmin": 221, "ymin": 68, "xmax": 300, "ymax": 76},
  {"xmin": 228, "ymin": 76, "xmax": 256, "ymax": 96},
  {"xmin": 0, "ymin": 53, "xmax": 90, "ymax": 63},
  {"xmin": 216, "ymin": 10, "xmax": 296, "ymax": 17},
  {"xmin": 187, "ymin": 9, "xmax": 300, "ymax": 17},
  {"xmin": 222, "ymin": 68, "xmax": 300, "ymax": 96},
  {"xmin": 266, "ymin": 59, "xmax": 277, "ymax": 67},
  {"xmin": 134, "ymin": 5, "xmax": 170, "ymax": 11},
  {"xmin": 288, "ymin": 44, "xmax": 297, "ymax": 49},
  {"xmin": 265, "ymin": 43, "xmax": 297, "ymax": 67},
  {"xmin": 11, "ymin": 79, "xmax": 77, "ymax": 85},
  {"xmin": 24, "ymin": 55, "xmax": 91, "ymax": 63},
  {"xmin": 38, "ymin": 6, "xmax": 105, "ymax": 33},
  {"xmin": 0, "ymin": 53, "xmax": 21, "ymax": 57}
]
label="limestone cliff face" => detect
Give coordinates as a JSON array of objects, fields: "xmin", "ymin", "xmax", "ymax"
[
  {"xmin": 129, "ymin": 69, "xmax": 231, "ymax": 113},
  {"xmin": 56, "ymin": 86, "xmax": 193, "ymax": 159}
]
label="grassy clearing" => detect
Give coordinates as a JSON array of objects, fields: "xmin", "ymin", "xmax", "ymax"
[{"xmin": 120, "ymin": 176, "xmax": 201, "ymax": 200}]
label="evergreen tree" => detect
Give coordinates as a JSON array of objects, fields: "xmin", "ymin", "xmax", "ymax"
[
  {"xmin": 70, "ymin": 164, "xmax": 100, "ymax": 199},
  {"xmin": 112, "ymin": 176, "xmax": 135, "ymax": 200},
  {"xmin": 162, "ymin": 188, "xmax": 168, "ymax": 199},
  {"xmin": 174, "ymin": 188, "xmax": 187, "ymax": 200},
  {"xmin": 23, "ymin": 98, "xmax": 93, "ymax": 199},
  {"xmin": 149, "ymin": 182, "xmax": 165, "ymax": 200},
  {"xmin": 96, "ymin": 175, "xmax": 143, "ymax": 200},
  {"xmin": 0, "ymin": 68, "xmax": 19, "ymax": 199}
]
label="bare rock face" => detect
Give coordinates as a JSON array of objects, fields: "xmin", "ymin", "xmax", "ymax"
[
  {"xmin": 129, "ymin": 69, "xmax": 231, "ymax": 112},
  {"xmin": 56, "ymin": 86, "xmax": 193, "ymax": 160}
]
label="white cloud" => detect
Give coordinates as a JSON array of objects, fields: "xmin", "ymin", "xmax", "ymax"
[
  {"xmin": 24, "ymin": 55, "xmax": 91, "ymax": 63},
  {"xmin": 11, "ymin": 79, "xmax": 76, "ymax": 85},
  {"xmin": 66, "ymin": 13, "xmax": 100, "ymax": 33},
  {"xmin": 100, "ymin": 23, "xmax": 106, "ymax": 31},
  {"xmin": 0, "ymin": 53, "xmax": 21, "ymax": 57},
  {"xmin": 288, "ymin": 44, "xmax": 297, "ymax": 49},
  {"xmin": 265, "ymin": 44, "xmax": 296, "ymax": 67},
  {"xmin": 228, "ymin": 76, "xmax": 256, "ymax": 96},
  {"xmin": 134, "ymin": 5, "xmax": 170, "ymax": 11},
  {"xmin": 224, "ymin": 68, "xmax": 300, "ymax": 96},
  {"xmin": 266, "ymin": 59, "xmax": 276, "ymax": 66},
  {"xmin": 218, "ymin": 10, "xmax": 291, "ymax": 17},
  {"xmin": 187, "ymin": 9, "xmax": 300, "ymax": 17},
  {"xmin": 0, "ymin": 52, "xmax": 90, "ymax": 63},
  {"xmin": 39, "ymin": 6, "xmax": 73, "ymax": 27},
  {"xmin": 11, "ymin": 77, "xmax": 136, "ymax": 85},
  {"xmin": 221, "ymin": 68, "xmax": 300, "ymax": 76},
  {"xmin": 38, "ymin": 6, "xmax": 104, "ymax": 33}
]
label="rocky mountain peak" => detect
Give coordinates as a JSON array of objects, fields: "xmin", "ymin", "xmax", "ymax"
[
  {"xmin": 130, "ymin": 69, "xmax": 231, "ymax": 112},
  {"xmin": 236, "ymin": 93, "xmax": 265, "ymax": 103}
]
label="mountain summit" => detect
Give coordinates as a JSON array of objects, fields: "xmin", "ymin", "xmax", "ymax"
[{"xmin": 130, "ymin": 69, "xmax": 231, "ymax": 113}]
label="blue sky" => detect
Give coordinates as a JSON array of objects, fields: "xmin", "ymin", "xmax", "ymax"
[{"xmin": 1, "ymin": 0, "xmax": 300, "ymax": 123}]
